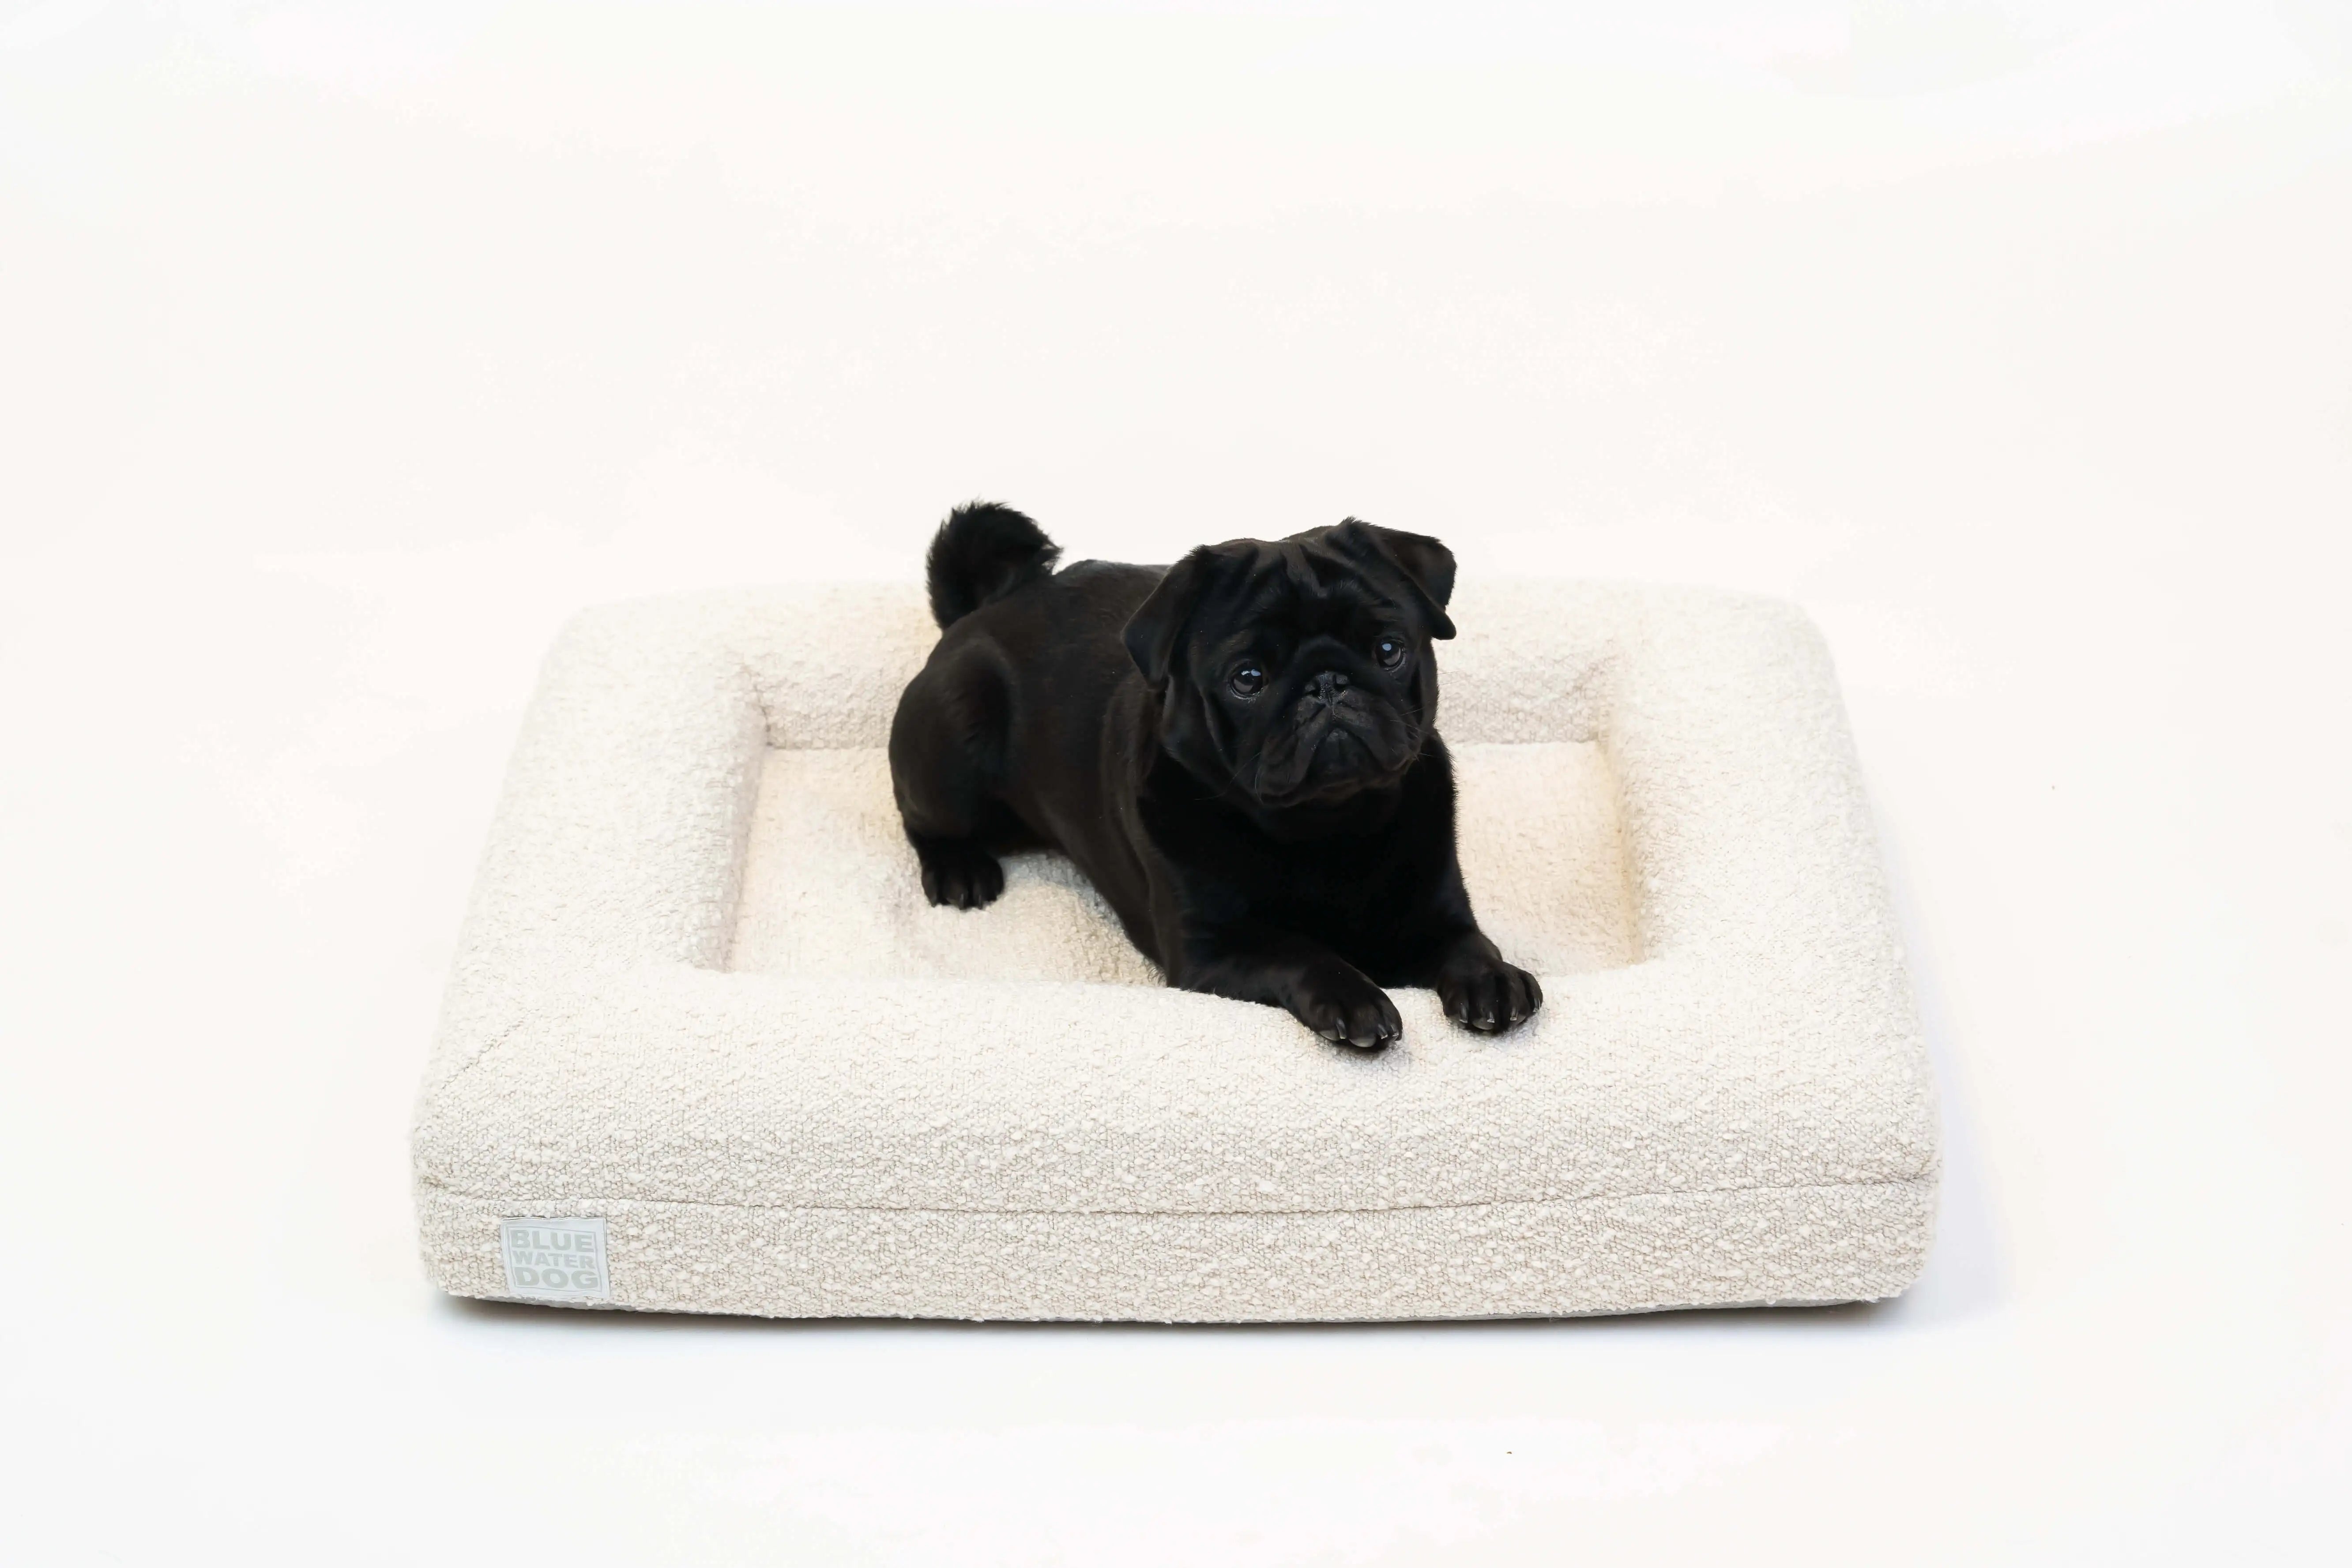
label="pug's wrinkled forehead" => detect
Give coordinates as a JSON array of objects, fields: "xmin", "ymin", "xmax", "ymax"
[
  {"xmin": 1123, "ymin": 519, "xmax": 1456, "ymax": 688},
  {"xmin": 1256, "ymin": 524, "xmax": 1453, "ymax": 634},
  {"xmin": 1220, "ymin": 538, "xmax": 1407, "ymax": 633}
]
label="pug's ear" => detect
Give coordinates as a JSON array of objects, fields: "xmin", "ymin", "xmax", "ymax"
[
  {"xmin": 1122, "ymin": 546, "xmax": 1219, "ymax": 687},
  {"xmin": 1332, "ymin": 519, "xmax": 1457, "ymax": 639}
]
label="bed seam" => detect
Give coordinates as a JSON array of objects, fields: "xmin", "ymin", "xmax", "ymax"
[{"xmin": 418, "ymin": 1171, "xmax": 1934, "ymax": 1220}]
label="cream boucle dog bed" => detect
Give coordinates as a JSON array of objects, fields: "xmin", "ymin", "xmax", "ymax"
[{"xmin": 412, "ymin": 580, "xmax": 1938, "ymax": 1320}]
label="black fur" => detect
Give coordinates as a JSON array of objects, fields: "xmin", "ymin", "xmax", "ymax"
[
  {"xmin": 889, "ymin": 509, "xmax": 1540, "ymax": 1050},
  {"xmin": 924, "ymin": 501, "xmax": 1061, "ymax": 631}
]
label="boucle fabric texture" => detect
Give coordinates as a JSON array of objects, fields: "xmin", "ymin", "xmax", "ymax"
[{"xmin": 412, "ymin": 580, "xmax": 1938, "ymax": 1320}]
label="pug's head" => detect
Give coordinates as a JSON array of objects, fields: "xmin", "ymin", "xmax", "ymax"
[{"xmin": 1122, "ymin": 519, "xmax": 1456, "ymax": 822}]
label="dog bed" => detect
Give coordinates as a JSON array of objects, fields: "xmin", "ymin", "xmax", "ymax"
[{"xmin": 412, "ymin": 580, "xmax": 1938, "ymax": 1320}]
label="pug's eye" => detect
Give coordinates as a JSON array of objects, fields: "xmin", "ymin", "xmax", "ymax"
[
  {"xmin": 1375, "ymin": 638, "xmax": 1406, "ymax": 669},
  {"xmin": 1229, "ymin": 665, "xmax": 1265, "ymax": 697}
]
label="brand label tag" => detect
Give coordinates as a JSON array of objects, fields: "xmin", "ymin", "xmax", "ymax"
[{"xmin": 498, "ymin": 1217, "xmax": 610, "ymax": 1303}]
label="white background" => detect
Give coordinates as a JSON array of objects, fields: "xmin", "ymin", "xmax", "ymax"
[{"xmin": 3, "ymin": 3, "xmax": 2347, "ymax": 1562}]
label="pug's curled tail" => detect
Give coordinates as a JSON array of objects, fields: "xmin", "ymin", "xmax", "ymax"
[{"xmin": 924, "ymin": 501, "xmax": 1061, "ymax": 631}]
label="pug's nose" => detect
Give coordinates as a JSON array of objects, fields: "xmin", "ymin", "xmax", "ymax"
[{"xmin": 1310, "ymin": 671, "xmax": 1350, "ymax": 707}]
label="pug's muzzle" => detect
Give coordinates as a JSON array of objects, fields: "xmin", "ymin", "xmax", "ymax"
[{"xmin": 1253, "ymin": 682, "xmax": 1418, "ymax": 806}]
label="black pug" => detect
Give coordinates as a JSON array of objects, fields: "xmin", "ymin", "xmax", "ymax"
[{"xmin": 887, "ymin": 502, "xmax": 1542, "ymax": 1050}]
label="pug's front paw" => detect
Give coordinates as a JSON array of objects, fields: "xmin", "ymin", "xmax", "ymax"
[
  {"xmin": 1438, "ymin": 952, "xmax": 1543, "ymax": 1034},
  {"xmin": 1290, "ymin": 964, "xmax": 1403, "ymax": 1051},
  {"xmin": 915, "ymin": 839, "xmax": 1005, "ymax": 910}
]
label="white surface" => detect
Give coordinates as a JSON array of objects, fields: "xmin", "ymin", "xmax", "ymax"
[
  {"xmin": 413, "ymin": 582, "xmax": 1933, "ymax": 1320},
  {"xmin": 1, "ymin": 1, "xmax": 2346, "ymax": 1561}
]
